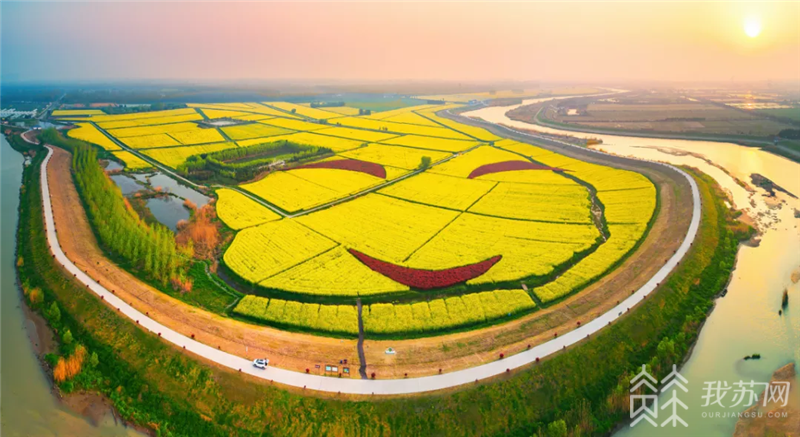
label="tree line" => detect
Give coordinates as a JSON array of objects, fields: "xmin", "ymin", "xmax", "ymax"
[
  {"xmin": 72, "ymin": 145, "xmax": 188, "ymax": 286},
  {"xmin": 178, "ymin": 139, "xmax": 332, "ymax": 181}
]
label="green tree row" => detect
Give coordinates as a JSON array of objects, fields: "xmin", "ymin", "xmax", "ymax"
[
  {"xmin": 71, "ymin": 145, "xmax": 187, "ymax": 285},
  {"xmin": 178, "ymin": 139, "xmax": 331, "ymax": 181}
]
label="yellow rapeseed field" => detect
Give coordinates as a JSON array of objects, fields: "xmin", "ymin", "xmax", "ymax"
[
  {"xmin": 233, "ymin": 295, "xmax": 359, "ymax": 336},
  {"xmin": 378, "ymin": 172, "xmax": 495, "ymax": 210},
  {"xmin": 87, "ymin": 108, "xmax": 198, "ymax": 124},
  {"xmin": 236, "ymin": 131, "xmax": 364, "ymax": 151},
  {"xmin": 598, "ymin": 186, "xmax": 657, "ymax": 224},
  {"xmin": 533, "ymin": 223, "xmax": 645, "ymax": 303},
  {"xmin": 215, "ymin": 188, "xmax": 281, "ymax": 230},
  {"xmin": 429, "ymin": 145, "xmax": 522, "ymax": 178},
  {"xmin": 494, "ymin": 140, "xmax": 657, "ymax": 301},
  {"xmin": 380, "ymin": 135, "xmax": 479, "ymax": 152},
  {"xmin": 382, "ymin": 111, "xmax": 442, "ymax": 127},
  {"xmin": 297, "ymin": 193, "xmax": 459, "ymax": 263},
  {"xmin": 313, "ymin": 106, "xmax": 361, "ymax": 116},
  {"xmin": 142, "ymin": 142, "xmax": 237, "ymax": 168},
  {"xmin": 261, "ymin": 117, "xmax": 329, "ymax": 132},
  {"xmin": 221, "ymin": 123, "xmax": 293, "ymax": 140},
  {"xmin": 111, "ymin": 151, "xmax": 152, "ymax": 170},
  {"xmin": 260, "ymin": 247, "xmax": 409, "ymax": 296},
  {"xmin": 474, "ymin": 169, "xmax": 577, "ymax": 185},
  {"xmin": 188, "ymin": 103, "xmax": 299, "ymax": 119},
  {"xmin": 365, "ymin": 104, "xmax": 438, "ymax": 119},
  {"xmin": 497, "ymin": 140, "xmax": 557, "ymax": 160},
  {"xmin": 314, "ymin": 126, "xmax": 399, "ymax": 143},
  {"xmin": 223, "ymin": 220, "xmax": 336, "ymax": 283},
  {"xmin": 340, "ymin": 143, "xmax": 450, "ymax": 170},
  {"xmin": 406, "ymin": 213, "xmax": 599, "ymax": 284},
  {"xmin": 67, "ymin": 123, "xmax": 121, "ymax": 151},
  {"xmin": 241, "ymin": 168, "xmax": 384, "ymax": 212},
  {"xmin": 233, "ymin": 113, "xmax": 275, "ymax": 122},
  {"xmin": 267, "ymin": 102, "xmax": 343, "ymax": 120},
  {"xmin": 107, "ymin": 121, "xmax": 202, "ymax": 138},
  {"xmin": 198, "ymin": 109, "xmax": 250, "ymax": 119},
  {"xmin": 415, "ymin": 108, "xmax": 502, "ymax": 142},
  {"xmin": 363, "ymin": 289, "xmax": 536, "ymax": 335},
  {"xmin": 96, "ymin": 113, "xmax": 203, "ymax": 130},
  {"xmin": 121, "ymin": 133, "xmax": 181, "ymax": 149},
  {"xmin": 97, "ymin": 100, "xmax": 661, "ymax": 314},
  {"xmin": 329, "ymin": 116, "xmax": 471, "ymax": 140},
  {"xmin": 170, "ymin": 127, "xmax": 226, "ymax": 145},
  {"xmin": 468, "ymin": 181, "xmax": 592, "ymax": 223}
]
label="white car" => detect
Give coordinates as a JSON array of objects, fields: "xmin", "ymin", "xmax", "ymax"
[{"xmin": 253, "ymin": 358, "xmax": 269, "ymax": 369}]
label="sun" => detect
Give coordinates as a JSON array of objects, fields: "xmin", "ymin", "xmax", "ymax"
[{"xmin": 744, "ymin": 16, "xmax": 762, "ymax": 38}]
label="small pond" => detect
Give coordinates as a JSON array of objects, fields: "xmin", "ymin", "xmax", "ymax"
[
  {"xmin": 148, "ymin": 173, "xmax": 210, "ymax": 208},
  {"xmin": 146, "ymin": 196, "xmax": 191, "ymax": 232},
  {"xmin": 104, "ymin": 160, "xmax": 123, "ymax": 172},
  {"xmin": 108, "ymin": 171, "xmax": 210, "ymax": 231},
  {"xmin": 110, "ymin": 174, "xmax": 144, "ymax": 195}
]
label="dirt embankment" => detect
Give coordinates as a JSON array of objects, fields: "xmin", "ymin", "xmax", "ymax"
[
  {"xmin": 734, "ymin": 362, "xmax": 799, "ymax": 436},
  {"xmin": 22, "ymin": 299, "xmax": 56, "ymax": 356},
  {"xmin": 47, "ymin": 140, "xmax": 692, "ymax": 379},
  {"xmin": 59, "ymin": 392, "xmax": 122, "ymax": 428}
]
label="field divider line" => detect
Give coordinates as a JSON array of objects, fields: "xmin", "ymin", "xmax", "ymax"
[
  {"xmin": 41, "ymin": 99, "xmax": 700, "ymax": 394},
  {"xmin": 401, "ymin": 211, "xmax": 463, "ymax": 264},
  {"xmin": 413, "ymin": 110, "xmax": 483, "ymax": 142},
  {"xmin": 195, "ymin": 107, "xmax": 211, "ymax": 120},
  {"xmin": 356, "ymin": 299, "xmax": 368, "ymax": 380},
  {"xmin": 256, "ymin": 243, "xmax": 340, "ymax": 284},
  {"xmin": 463, "ymin": 181, "xmax": 499, "ymax": 212}
]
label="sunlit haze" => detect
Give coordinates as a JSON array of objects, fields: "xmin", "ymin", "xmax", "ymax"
[{"xmin": 2, "ymin": 1, "xmax": 798, "ymax": 84}]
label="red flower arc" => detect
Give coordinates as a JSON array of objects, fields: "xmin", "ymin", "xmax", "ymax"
[
  {"xmin": 468, "ymin": 160, "xmax": 566, "ymax": 179},
  {"xmin": 348, "ymin": 249, "xmax": 502, "ymax": 290},
  {"xmin": 291, "ymin": 159, "xmax": 386, "ymax": 179}
]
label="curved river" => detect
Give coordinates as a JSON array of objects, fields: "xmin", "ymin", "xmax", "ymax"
[
  {"xmin": 464, "ymin": 99, "xmax": 800, "ymax": 437},
  {"xmin": 1, "ymin": 137, "xmax": 140, "ymax": 436}
]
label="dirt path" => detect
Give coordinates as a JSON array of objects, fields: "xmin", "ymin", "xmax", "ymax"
[{"xmin": 356, "ymin": 299, "xmax": 368, "ymax": 379}]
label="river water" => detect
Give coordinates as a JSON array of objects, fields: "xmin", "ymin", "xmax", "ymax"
[
  {"xmin": 0, "ymin": 137, "xmax": 139, "ymax": 436},
  {"xmin": 464, "ymin": 101, "xmax": 800, "ymax": 436}
]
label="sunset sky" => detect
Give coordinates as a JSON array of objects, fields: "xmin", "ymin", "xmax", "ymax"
[{"xmin": 2, "ymin": 2, "xmax": 798, "ymax": 84}]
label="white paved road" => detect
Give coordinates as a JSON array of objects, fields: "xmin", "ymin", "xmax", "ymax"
[{"xmin": 39, "ymin": 138, "xmax": 700, "ymax": 395}]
